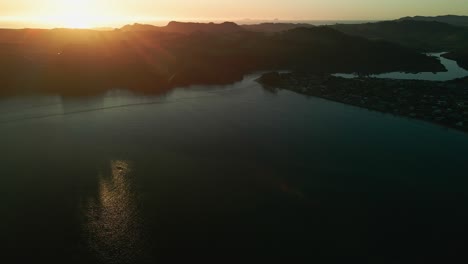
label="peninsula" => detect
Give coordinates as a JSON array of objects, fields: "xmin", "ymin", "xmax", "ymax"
[{"xmin": 257, "ymin": 72, "xmax": 468, "ymax": 132}]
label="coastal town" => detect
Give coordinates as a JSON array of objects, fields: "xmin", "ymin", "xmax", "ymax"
[{"xmin": 257, "ymin": 72, "xmax": 468, "ymax": 132}]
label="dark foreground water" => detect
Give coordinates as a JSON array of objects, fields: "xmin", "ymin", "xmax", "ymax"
[{"xmin": 1, "ymin": 74, "xmax": 468, "ymax": 263}]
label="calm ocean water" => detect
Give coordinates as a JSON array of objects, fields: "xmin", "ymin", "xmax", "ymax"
[{"xmin": 1, "ymin": 73, "xmax": 468, "ymax": 262}]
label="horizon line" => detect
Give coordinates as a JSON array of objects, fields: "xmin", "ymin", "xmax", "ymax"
[{"xmin": 0, "ymin": 13, "xmax": 462, "ymax": 30}]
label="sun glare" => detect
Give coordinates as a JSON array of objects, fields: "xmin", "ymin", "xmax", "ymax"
[
  {"xmin": 57, "ymin": 15, "xmax": 92, "ymax": 29},
  {"xmin": 42, "ymin": 0, "xmax": 109, "ymax": 28}
]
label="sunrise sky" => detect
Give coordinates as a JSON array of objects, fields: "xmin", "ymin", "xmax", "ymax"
[{"xmin": 0, "ymin": 0, "xmax": 467, "ymax": 28}]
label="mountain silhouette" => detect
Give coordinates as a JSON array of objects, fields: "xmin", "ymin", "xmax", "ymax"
[
  {"xmin": 242, "ymin": 23, "xmax": 315, "ymax": 32},
  {"xmin": 121, "ymin": 21, "xmax": 246, "ymax": 34},
  {"xmin": 397, "ymin": 15, "xmax": 468, "ymax": 27},
  {"xmin": 331, "ymin": 20, "xmax": 468, "ymax": 52},
  {"xmin": 0, "ymin": 24, "xmax": 444, "ymax": 96}
]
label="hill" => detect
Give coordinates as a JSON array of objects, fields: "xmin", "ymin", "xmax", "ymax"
[
  {"xmin": 121, "ymin": 21, "xmax": 313, "ymax": 34},
  {"xmin": 268, "ymin": 27, "xmax": 442, "ymax": 73},
  {"xmin": 242, "ymin": 23, "xmax": 314, "ymax": 32},
  {"xmin": 398, "ymin": 15, "xmax": 468, "ymax": 27},
  {"xmin": 331, "ymin": 20, "xmax": 468, "ymax": 52},
  {"xmin": 0, "ymin": 26, "xmax": 443, "ymax": 96},
  {"xmin": 121, "ymin": 21, "xmax": 246, "ymax": 34}
]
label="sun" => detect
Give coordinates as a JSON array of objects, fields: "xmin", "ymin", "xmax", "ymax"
[
  {"xmin": 44, "ymin": 0, "xmax": 107, "ymax": 28},
  {"xmin": 57, "ymin": 14, "xmax": 95, "ymax": 29}
]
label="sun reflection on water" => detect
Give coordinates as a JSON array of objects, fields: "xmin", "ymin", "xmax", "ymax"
[{"xmin": 84, "ymin": 160, "xmax": 144, "ymax": 263}]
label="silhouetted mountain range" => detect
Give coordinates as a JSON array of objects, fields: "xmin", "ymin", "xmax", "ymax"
[
  {"xmin": 242, "ymin": 23, "xmax": 315, "ymax": 32},
  {"xmin": 122, "ymin": 21, "xmax": 318, "ymax": 33},
  {"xmin": 331, "ymin": 20, "xmax": 468, "ymax": 52},
  {"xmin": 122, "ymin": 20, "xmax": 468, "ymax": 56},
  {"xmin": 397, "ymin": 15, "xmax": 468, "ymax": 27},
  {"xmin": 269, "ymin": 26, "xmax": 442, "ymax": 73},
  {"xmin": 0, "ymin": 21, "xmax": 444, "ymax": 96},
  {"xmin": 121, "ymin": 21, "xmax": 246, "ymax": 34},
  {"xmin": 91, "ymin": 27, "xmax": 115, "ymax": 31}
]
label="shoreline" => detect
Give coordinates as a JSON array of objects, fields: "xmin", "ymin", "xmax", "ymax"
[{"xmin": 257, "ymin": 72, "xmax": 468, "ymax": 133}]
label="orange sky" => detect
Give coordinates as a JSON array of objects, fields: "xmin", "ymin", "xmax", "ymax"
[{"xmin": 0, "ymin": 0, "xmax": 467, "ymax": 28}]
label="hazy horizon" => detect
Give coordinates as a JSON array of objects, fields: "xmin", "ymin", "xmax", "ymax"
[
  {"xmin": 0, "ymin": 18, "xmax": 384, "ymax": 29},
  {"xmin": 0, "ymin": 0, "xmax": 467, "ymax": 28}
]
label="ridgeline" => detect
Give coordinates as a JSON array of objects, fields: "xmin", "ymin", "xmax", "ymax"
[{"xmin": 0, "ymin": 21, "xmax": 444, "ymax": 97}]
